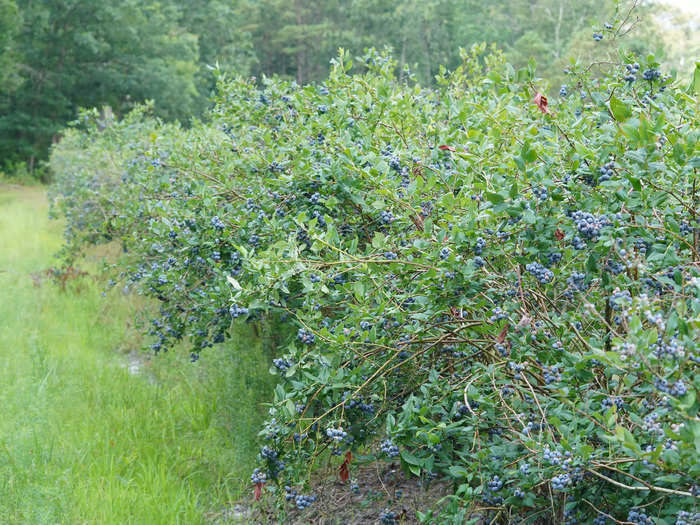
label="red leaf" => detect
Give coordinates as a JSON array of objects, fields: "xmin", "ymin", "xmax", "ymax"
[
  {"xmin": 254, "ymin": 482, "xmax": 264, "ymax": 501},
  {"xmin": 496, "ymin": 325, "xmax": 509, "ymax": 343},
  {"xmin": 533, "ymin": 92, "xmax": 551, "ymax": 115},
  {"xmin": 338, "ymin": 451, "xmax": 353, "ymax": 482},
  {"xmin": 438, "ymin": 145, "xmax": 456, "ymax": 151},
  {"xmin": 554, "ymin": 228, "xmax": 565, "ymax": 241}
]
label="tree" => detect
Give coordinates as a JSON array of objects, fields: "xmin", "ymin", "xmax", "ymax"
[
  {"xmin": 0, "ymin": 0, "xmax": 200, "ymax": 169},
  {"xmin": 177, "ymin": 0, "xmax": 257, "ymax": 108},
  {"xmin": 0, "ymin": 0, "xmax": 19, "ymax": 90}
]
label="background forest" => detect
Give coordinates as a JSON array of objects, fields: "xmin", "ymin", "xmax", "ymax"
[{"xmin": 0, "ymin": 0, "xmax": 697, "ymax": 176}]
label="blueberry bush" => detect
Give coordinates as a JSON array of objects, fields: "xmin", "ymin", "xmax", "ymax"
[{"xmin": 50, "ymin": 43, "xmax": 699, "ymax": 523}]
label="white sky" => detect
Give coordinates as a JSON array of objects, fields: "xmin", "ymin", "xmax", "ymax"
[{"xmin": 656, "ymin": 0, "xmax": 700, "ymax": 16}]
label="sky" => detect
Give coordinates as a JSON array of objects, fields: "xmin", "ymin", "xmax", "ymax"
[{"xmin": 657, "ymin": 0, "xmax": 700, "ymax": 16}]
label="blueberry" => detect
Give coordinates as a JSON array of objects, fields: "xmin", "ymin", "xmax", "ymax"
[
  {"xmin": 380, "ymin": 439, "xmax": 400, "ymax": 457},
  {"xmin": 297, "ymin": 328, "xmax": 315, "ymax": 344},
  {"xmin": 526, "ymin": 262, "xmax": 554, "ymax": 284}
]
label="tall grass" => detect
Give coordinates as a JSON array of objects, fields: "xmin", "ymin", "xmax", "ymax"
[{"xmin": 0, "ymin": 186, "xmax": 273, "ymax": 524}]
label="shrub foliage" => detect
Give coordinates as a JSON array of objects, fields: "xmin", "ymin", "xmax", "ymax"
[{"xmin": 50, "ymin": 45, "xmax": 699, "ymax": 523}]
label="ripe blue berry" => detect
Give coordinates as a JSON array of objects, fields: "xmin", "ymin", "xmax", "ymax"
[
  {"xmin": 380, "ymin": 439, "xmax": 400, "ymax": 457},
  {"xmin": 526, "ymin": 262, "xmax": 554, "ymax": 284},
  {"xmin": 297, "ymin": 328, "xmax": 315, "ymax": 344}
]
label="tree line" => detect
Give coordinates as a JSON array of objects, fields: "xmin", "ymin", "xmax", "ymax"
[{"xmin": 0, "ymin": 0, "xmax": 693, "ymax": 174}]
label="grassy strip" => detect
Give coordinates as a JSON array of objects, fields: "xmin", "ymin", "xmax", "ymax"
[{"xmin": 0, "ymin": 186, "xmax": 272, "ymax": 524}]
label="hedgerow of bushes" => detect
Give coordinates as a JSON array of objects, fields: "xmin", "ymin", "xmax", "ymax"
[{"xmin": 50, "ymin": 42, "xmax": 699, "ymax": 524}]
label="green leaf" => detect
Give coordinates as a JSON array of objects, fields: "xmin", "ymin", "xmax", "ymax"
[
  {"xmin": 371, "ymin": 232, "xmax": 386, "ymax": 249},
  {"xmin": 627, "ymin": 175, "xmax": 641, "ymax": 192},
  {"xmin": 687, "ymin": 62, "xmax": 700, "ymax": 95},
  {"xmin": 353, "ymin": 281, "xmax": 365, "ymax": 301},
  {"xmin": 609, "ymin": 96, "xmax": 632, "ymax": 122},
  {"xmin": 509, "ymin": 182, "xmax": 519, "ymax": 199},
  {"xmin": 679, "ymin": 390, "xmax": 696, "ymax": 411},
  {"xmin": 485, "ymin": 192, "xmax": 504, "ymax": 204},
  {"xmin": 586, "ymin": 253, "xmax": 598, "ymax": 273},
  {"xmin": 400, "ymin": 450, "xmax": 422, "ymax": 466},
  {"xmin": 226, "ymin": 274, "xmax": 243, "ymax": 290},
  {"xmin": 448, "ymin": 465, "xmax": 468, "ymax": 478},
  {"xmin": 615, "ymin": 425, "xmax": 640, "ymax": 453},
  {"xmin": 285, "ymin": 399, "xmax": 296, "ymax": 417}
]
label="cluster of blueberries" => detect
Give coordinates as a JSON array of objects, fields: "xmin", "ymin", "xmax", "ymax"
[
  {"xmin": 489, "ymin": 307, "xmax": 507, "ymax": 322},
  {"xmin": 642, "ymin": 68, "xmax": 661, "ymax": 82},
  {"xmin": 541, "ymin": 446, "xmax": 585, "ymax": 493},
  {"xmin": 571, "ymin": 236, "xmax": 587, "ymax": 250},
  {"xmin": 474, "ymin": 237, "xmax": 486, "ymax": 255},
  {"xmin": 455, "ymin": 399, "xmax": 479, "ymax": 418},
  {"xmin": 601, "ymin": 397, "xmax": 624, "ymax": 411},
  {"xmin": 606, "ymin": 258, "xmax": 626, "ymax": 275},
  {"xmin": 250, "ymin": 468, "xmax": 266, "ymax": 484},
  {"xmin": 380, "ymin": 210, "xmax": 396, "ymax": 225},
  {"xmin": 273, "ymin": 358, "xmax": 292, "ymax": 372},
  {"xmin": 533, "ymin": 186, "xmax": 549, "ymax": 200},
  {"xmin": 509, "ymin": 360, "xmax": 525, "ymax": 380},
  {"xmin": 571, "ymin": 210, "xmax": 611, "ymax": 241},
  {"xmin": 297, "ymin": 328, "xmax": 315, "ymax": 344},
  {"xmin": 547, "ymin": 251, "xmax": 562, "ymax": 267},
  {"xmin": 543, "ymin": 446, "xmax": 563, "ymax": 465},
  {"xmin": 325, "ymin": 427, "xmax": 348, "ymax": 443},
  {"xmin": 260, "ymin": 444, "xmax": 286, "ymax": 474},
  {"xmin": 598, "ymin": 160, "xmax": 615, "ymax": 183},
  {"xmin": 526, "ymin": 262, "xmax": 554, "ymax": 284},
  {"xmin": 284, "ymin": 486, "xmax": 317, "ymax": 510},
  {"xmin": 551, "ymin": 472, "xmax": 570, "ymax": 491},
  {"xmin": 260, "ymin": 445, "xmax": 278, "ymax": 460},
  {"xmin": 609, "ymin": 289, "xmax": 633, "ymax": 311},
  {"xmin": 543, "ymin": 365, "xmax": 561, "ymax": 385},
  {"xmin": 563, "ymin": 272, "xmax": 589, "ymax": 300},
  {"xmin": 627, "ymin": 509, "xmax": 654, "ymax": 525},
  {"xmin": 624, "ymin": 62, "xmax": 641, "ymax": 83},
  {"xmin": 655, "ymin": 377, "xmax": 687, "ymax": 397},
  {"xmin": 487, "ymin": 475, "xmax": 504, "ymax": 491},
  {"xmin": 346, "ymin": 393, "xmax": 375, "ymax": 414},
  {"xmin": 380, "ymin": 439, "xmax": 400, "ymax": 457},
  {"xmin": 650, "ymin": 337, "xmax": 685, "ymax": 360},
  {"xmin": 680, "ymin": 219, "xmax": 697, "ymax": 236},
  {"xmin": 675, "ymin": 511, "xmax": 700, "ymax": 525},
  {"xmin": 229, "ymin": 303, "xmax": 249, "ymax": 318},
  {"xmin": 379, "ymin": 509, "xmax": 398, "ymax": 524}
]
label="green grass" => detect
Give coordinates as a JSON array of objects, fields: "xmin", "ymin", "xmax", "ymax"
[{"xmin": 0, "ymin": 186, "xmax": 274, "ymax": 524}]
